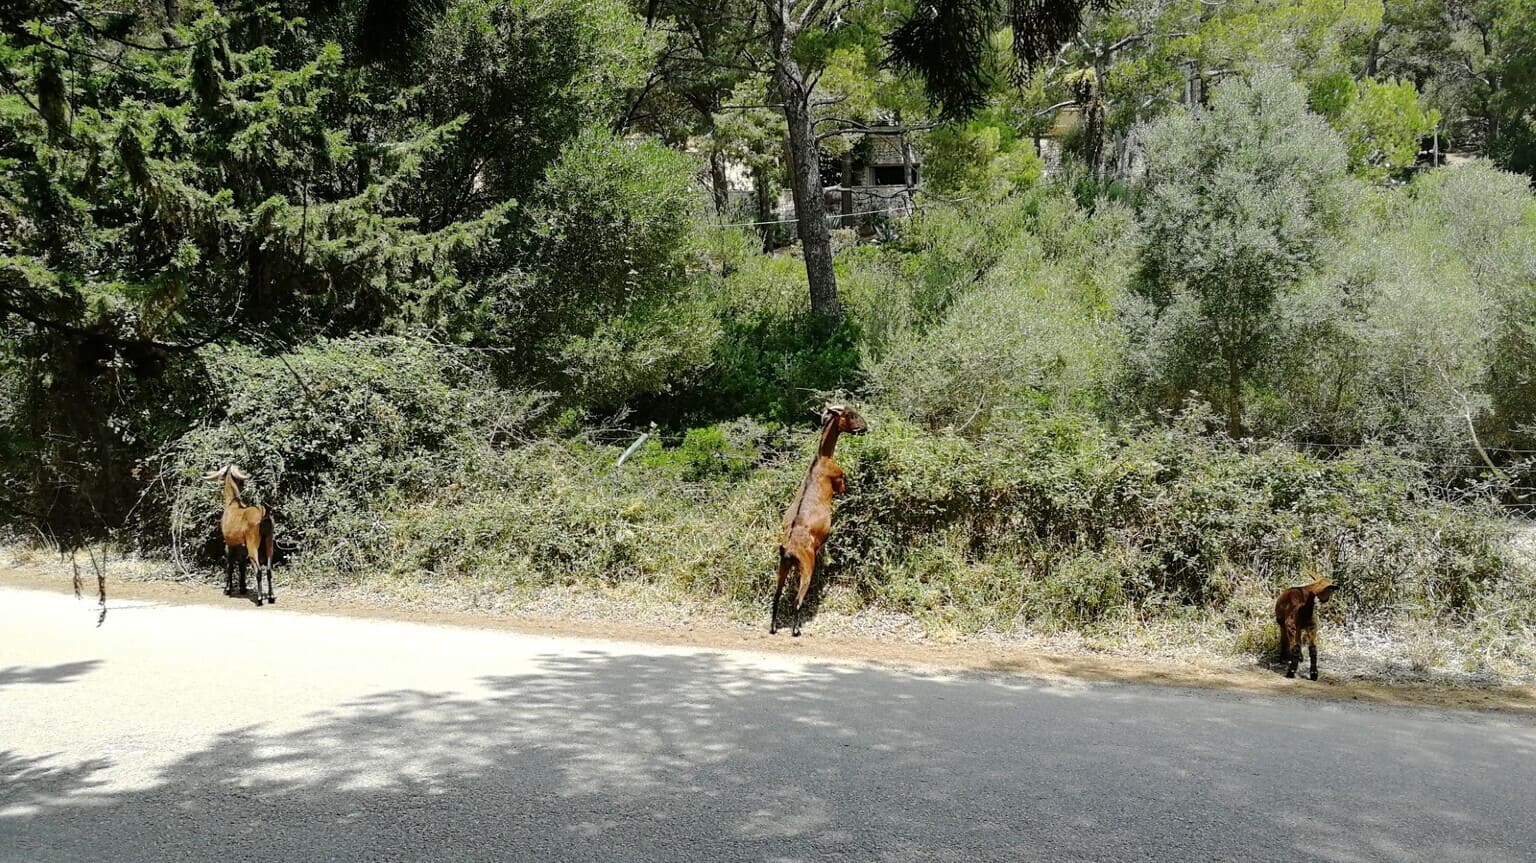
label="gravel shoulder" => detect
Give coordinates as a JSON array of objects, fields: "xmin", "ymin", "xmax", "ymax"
[{"xmin": 4, "ymin": 564, "xmax": 1533, "ymax": 717}]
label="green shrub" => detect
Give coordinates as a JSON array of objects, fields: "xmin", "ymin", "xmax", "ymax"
[
  {"xmin": 651, "ymin": 253, "xmax": 865, "ymax": 424},
  {"xmin": 867, "ymin": 191, "xmax": 1137, "ymax": 431},
  {"xmin": 154, "ymin": 336, "xmax": 544, "ymax": 574},
  {"xmin": 829, "ymin": 407, "xmax": 1513, "ymax": 629},
  {"xmin": 1032, "ymin": 551, "xmax": 1131, "ymax": 625},
  {"xmin": 639, "ymin": 422, "xmax": 766, "ymax": 483}
]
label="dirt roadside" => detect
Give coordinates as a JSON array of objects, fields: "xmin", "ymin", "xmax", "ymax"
[{"xmin": 5, "ymin": 566, "xmax": 1533, "ymax": 718}]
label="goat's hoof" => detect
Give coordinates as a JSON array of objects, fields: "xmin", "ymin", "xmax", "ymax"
[
  {"xmin": 1284, "ymin": 671, "xmax": 1296, "ymax": 678},
  {"xmin": 1309, "ymin": 672, "xmax": 1318, "ymax": 681},
  {"xmin": 268, "ymin": 597, "xmax": 277, "ymax": 605},
  {"xmin": 791, "ymin": 629, "xmax": 801, "ymax": 638}
]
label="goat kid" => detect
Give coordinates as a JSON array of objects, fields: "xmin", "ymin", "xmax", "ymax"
[
  {"xmin": 1274, "ymin": 577, "xmax": 1338, "ymax": 680},
  {"xmin": 205, "ymin": 464, "xmax": 277, "ymax": 606},
  {"xmin": 771, "ymin": 404, "xmax": 869, "ymax": 636}
]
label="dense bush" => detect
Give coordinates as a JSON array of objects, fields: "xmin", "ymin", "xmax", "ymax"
[
  {"xmin": 827, "ymin": 407, "xmax": 1515, "ymax": 633},
  {"xmin": 643, "ymin": 252, "xmax": 865, "ymax": 425},
  {"xmin": 153, "ymin": 337, "xmax": 545, "ymax": 572},
  {"xmin": 869, "ymin": 192, "xmax": 1138, "ymax": 430}
]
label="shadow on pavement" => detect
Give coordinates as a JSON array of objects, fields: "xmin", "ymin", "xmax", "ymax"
[
  {"xmin": 2, "ymin": 651, "xmax": 1533, "ymax": 862},
  {"xmin": 0, "ymin": 660, "xmax": 103, "ymax": 690}
]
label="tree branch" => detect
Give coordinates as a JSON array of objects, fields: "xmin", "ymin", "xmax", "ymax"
[
  {"xmin": 813, "ymin": 118, "xmax": 939, "ymax": 143},
  {"xmin": 62, "ymin": 5, "xmax": 217, "ymax": 52}
]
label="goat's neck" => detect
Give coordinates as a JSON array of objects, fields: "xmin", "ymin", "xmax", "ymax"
[
  {"xmin": 816, "ymin": 421, "xmax": 843, "ymax": 460},
  {"xmin": 222, "ymin": 476, "xmax": 242, "ymax": 507}
]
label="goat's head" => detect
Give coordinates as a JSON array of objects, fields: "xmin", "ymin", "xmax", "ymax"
[
  {"xmin": 203, "ymin": 464, "xmax": 250, "ymax": 487},
  {"xmin": 819, "ymin": 404, "xmax": 869, "ymax": 436},
  {"xmin": 1308, "ymin": 577, "xmax": 1339, "ymax": 603}
]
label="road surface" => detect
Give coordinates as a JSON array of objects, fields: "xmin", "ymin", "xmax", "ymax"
[{"xmin": 2, "ymin": 584, "xmax": 1532, "ymax": 862}]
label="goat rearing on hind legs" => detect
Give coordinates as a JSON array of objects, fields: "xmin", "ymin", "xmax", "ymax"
[
  {"xmin": 771, "ymin": 404, "xmax": 869, "ymax": 636},
  {"xmin": 206, "ymin": 464, "xmax": 277, "ymax": 606}
]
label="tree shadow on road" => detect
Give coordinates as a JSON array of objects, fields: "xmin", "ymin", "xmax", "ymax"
[
  {"xmin": 1, "ymin": 651, "xmax": 1532, "ymax": 863},
  {"xmin": 0, "ymin": 660, "xmax": 103, "ymax": 690}
]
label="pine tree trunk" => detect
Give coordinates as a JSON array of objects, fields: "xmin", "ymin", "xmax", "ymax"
[{"xmin": 769, "ymin": 5, "xmax": 840, "ymax": 320}]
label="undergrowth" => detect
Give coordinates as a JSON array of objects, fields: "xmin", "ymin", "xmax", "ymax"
[{"xmin": 127, "ymin": 340, "xmax": 1535, "ymax": 678}]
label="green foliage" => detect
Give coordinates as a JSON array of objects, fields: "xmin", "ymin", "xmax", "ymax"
[
  {"xmin": 640, "ymin": 422, "xmax": 764, "ymax": 482},
  {"xmin": 827, "ymin": 408, "xmax": 1514, "ymax": 634},
  {"xmin": 556, "ymin": 297, "xmax": 722, "ymax": 411},
  {"xmin": 1309, "ymin": 71, "xmax": 1357, "ymax": 121},
  {"xmin": 633, "ymin": 251, "xmax": 864, "ymax": 424},
  {"xmin": 920, "ymin": 122, "xmax": 1043, "ymax": 200},
  {"xmin": 1198, "ymin": 0, "xmax": 1381, "ymax": 80},
  {"xmin": 884, "ymin": 0, "xmax": 1001, "ymax": 119},
  {"xmin": 1267, "ymin": 161, "xmax": 1536, "ymax": 453},
  {"xmin": 418, "ymin": 0, "xmax": 654, "ymax": 211},
  {"xmin": 0, "ymin": 3, "xmax": 522, "ymax": 536},
  {"xmin": 159, "ymin": 336, "xmax": 544, "ymax": 572},
  {"xmin": 1371, "ymin": 0, "xmax": 1535, "ymax": 175},
  {"xmin": 870, "ymin": 192, "xmax": 1138, "ymax": 430},
  {"xmin": 1130, "ymin": 70, "xmax": 1353, "ymax": 435},
  {"xmin": 695, "ymin": 311, "xmax": 862, "ymax": 424},
  {"xmin": 526, "ymin": 129, "xmax": 701, "ymax": 316},
  {"xmin": 1339, "ymin": 78, "xmax": 1440, "ymax": 181}
]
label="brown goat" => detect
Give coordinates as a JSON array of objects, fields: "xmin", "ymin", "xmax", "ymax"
[
  {"xmin": 206, "ymin": 464, "xmax": 276, "ymax": 606},
  {"xmin": 1274, "ymin": 577, "xmax": 1338, "ymax": 680},
  {"xmin": 771, "ymin": 405, "xmax": 868, "ymax": 636}
]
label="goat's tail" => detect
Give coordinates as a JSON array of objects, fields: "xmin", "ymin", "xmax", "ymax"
[{"xmin": 777, "ymin": 544, "xmax": 801, "ymax": 574}]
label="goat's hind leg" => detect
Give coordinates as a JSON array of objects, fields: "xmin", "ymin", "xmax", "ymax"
[
  {"xmin": 790, "ymin": 550, "xmax": 816, "ymax": 637},
  {"xmin": 1281, "ymin": 623, "xmax": 1300, "ymax": 678},
  {"xmin": 261, "ymin": 533, "xmax": 276, "ymax": 604},
  {"xmin": 224, "ymin": 547, "xmax": 235, "ymax": 597},
  {"xmin": 244, "ymin": 536, "xmax": 263, "ymax": 606},
  {"xmin": 769, "ymin": 553, "xmax": 790, "ymax": 634}
]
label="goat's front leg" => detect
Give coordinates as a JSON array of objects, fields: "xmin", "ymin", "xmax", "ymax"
[
  {"xmin": 1307, "ymin": 642, "xmax": 1318, "ymax": 681},
  {"xmin": 224, "ymin": 548, "xmax": 234, "ymax": 596}
]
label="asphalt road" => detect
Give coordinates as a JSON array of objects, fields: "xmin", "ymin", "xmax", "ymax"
[{"xmin": 2, "ymin": 585, "xmax": 1533, "ymax": 863}]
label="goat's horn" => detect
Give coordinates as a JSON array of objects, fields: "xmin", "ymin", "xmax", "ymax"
[
  {"xmin": 228, "ymin": 465, "xmax": 249, "ymax": 481},
  {"xmin": 202, "ymin": 469, "xmax": 224, "ymax": 481}
]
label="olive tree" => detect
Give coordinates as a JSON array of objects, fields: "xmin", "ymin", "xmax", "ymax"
[{"xmin": 1129, "ymin": 70, "xmax": 1352, "ymax": 436}]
